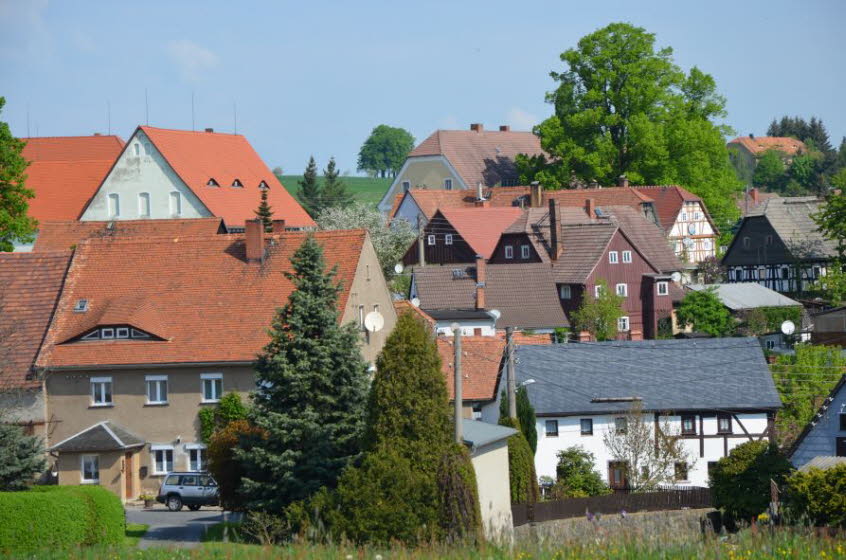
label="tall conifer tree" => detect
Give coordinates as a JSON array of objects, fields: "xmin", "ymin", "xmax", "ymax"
[
  {"xmin": 297, "ymin": 156, "xmax": 322, "ymax": 217},
  {"xmin": 254, "ymin": 188, "xmax": 273, "ymax": 232},
  {"xmin": 322, "ymin": 157, "xmax": 352, "ymax": 209}
]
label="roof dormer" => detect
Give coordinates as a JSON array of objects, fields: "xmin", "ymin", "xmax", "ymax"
[
  {"xmin": 207, "ymin": 178, "xmax": 220, "ymax": 187},
  {"xmin": 258, "ymin": 180, "xmax": 269, "ymax": 191},
  {"xmin": 73, "ymin": 325, "xmax": 158, "ymax": 342},
  {"xmin": 231, "ymin": 179, "xmax": 243, "ymax": 188}
]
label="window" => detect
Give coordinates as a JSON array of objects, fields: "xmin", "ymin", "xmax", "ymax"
[
  {"xmin": 169, "ymin": 192, "xmax": 182, "ymax": 216},
  {"xmin": 358, "ymin": 305, "xmax": 365, "ymax": 329},
  {"xmin": 81, "ymin": 455, "xmax": 99, "ymax": 483},
  {"xmin": 90, "ymin": 377, "xmax": 112, "ymax": 406},
  {"xmin": 427, "ymin": 234, "xmax": 436, "ymax": 246},
  {"xmin": 131, "ymin": 329, "xmax": 150, "ymax": 339},
  {"xmin": 101, "ymin": 327, "xmax": 115, "ymax": 339},
  {"xmin": 108, "ymin": 193, "xmax": 120, "ymax": 217},
  {"xmin": 206, "ymin": 178, "xmax": 219, "ymax": 187},
  {"xmin": 681, "ymin": 415, "xmax": 697, "ymax": 435},
  {"xmin": 616, "ymin": 283, "xmax": 628, "ymax": 297},
  {"xmin": 743, "ymin": 237, "xmax": 750, "ymax": 249},
  {"xmin": 187, "ymin": 445, "xmax": 206, "ymax": 471},
  {"xmin": 681, "ymin": 212, "xmax": 688, "ymax": 221},
  {"xmin": 402, "ymin": 181, "xmax": 410, "ymax": 192},
  {"xmin": 694, "ymin": 212, "xmax": 702, "ymax": 220},
  {"xmin": 74, "ymin": 299, "xmax": 89, "ymax": 313},
  {"xmin": 152, "ymin": 446, "xmax": 174, "ymax": 475},
  {"xmin": 231, "ymin": 179, "xmax": 243, "ymax": 188},
  {"xmin": 146, "ymin": 375, "xmax": 168, "ymax": 405},
  {"xmin": 674, "ymin": 462, "xmax": 689, "ymax": 482},
  {"xmin": 445, "ymin": 234, "xmax": 453, "ymax": 245},
  {"xmin": 615, "ymin": 417, "xmax": 627, "ymax": 434},
  {"xmin": 580, "ymin": 418, "xmax": 593, "ymax": 436},
  {"xmin": 717, "ymin": 413, "xmax": 732, "ymax": 434},
  {"xmin": 545, "ymin": 420, "xmax": 559, "ymax": 437},
  {"xmin": 657, "ymin": 281, "xmax": 669, "ymax": 296},
  {"xmin": 133, "ymin": 143, "xmax": 140, "ymax": 156},
  {"xmin": 444, "ymin": 178, "xmax": 453, "ymax": 190},
  {"xmin": 144, "ymin": 142, "xmax": 152, "ymax": 156},
  {"xmin": 707, "ymin": 461, "xmax": 719, "ymax": 479},
  {"xmin": 138, "ymin": 192, "xmax": 150, "ymax": 217},
  {"xmin": 201, "ymin": 373, "xmax": 222, "ymax": 403},
  {"xmin": 505, "ymin": 246, "xmax": 514, "ymax": 259},
  {"xmin": 703, "ymin": 239, "xmax": 713, "ymax": 251},
  {"xmin": 471, "ymin": 402, "xmax": 482, "ymax": 420},
  {"xmin": 559, "ymin": 285, "xmax": 572, "ymax": 299},
  {"xmin": 81, "ymin": 331, "xmax": 100, "ymax": 340},
  {"xmin": 521, "ymin": 245, "xmax": 530, "ymax": 259},
  {"xmin": 622, "ymin": 250, "xmax": 632, "ymax": 263},
  {"xmin": 813, "ymin": 266, "xmax": 821, "ymax": 279},
  {"xmin": 594, "ymin": 285, "xmax": 604, "ymax": 298},
  {"xmin": 181, "ymin": 474, "xmax": 198, "ymax": 486},
  {"xmin": 781, "ymin": 267, "xmax": 789, "ymax": 279},
  {"xmin": 617, "ymin": 316, "xmax": 630, "ymax": 332},
  {"xmin": 839, "ymin": 414, "xmax": 846, "ymax": 431},
  {"xmin": 609, "ymin": 251, "xmax": 619, "ymax": 264},
  {"xmin": 165, "ymin": 475, "xmax": 180, "ymax": 485},
  {"xmin": 837, "ymin": 437, "xmax": 846, "ymax": 457}
]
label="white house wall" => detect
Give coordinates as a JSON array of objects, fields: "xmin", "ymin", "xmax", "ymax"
[
  {"xmin": 470, "ymin": 440, "xmax": 513, "ymax": 542},
  {"xmin": 436, "ymin": 320, "xmax": 497, "ymax": 337},
  {"xmin": 80, "ymin": 129, "xmax": 210, "ymax": 222},
  {"xmin": 669, "ymin": 202, "xmax": 716, "ymax": 264}
]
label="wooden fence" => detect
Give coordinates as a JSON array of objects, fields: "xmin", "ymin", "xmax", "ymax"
[{"xmin": 512, "ymin": 487, "xmax": 712, "ymax": 527}]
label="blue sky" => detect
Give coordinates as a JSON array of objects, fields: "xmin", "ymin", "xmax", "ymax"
[{"xmin": 1, "ymin": 0, "xmax": 844, "ymax": 174}]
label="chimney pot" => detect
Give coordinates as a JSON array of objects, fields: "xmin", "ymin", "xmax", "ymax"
[
  {"xmin": 271, "ymin": 219, "xmax": 287, "ymax": 233},
  {"xmin": 549, "ymin": 199, "xmax": 560, "ymax": 261},
  {"xmin": 618, "ymin": 175, "xmax": 629, "ymax": 188},
  {"xmin": 470, "ymin": 123, "xmax": 484, "ymax": 132},
  {"xmin": 205, "ymin": 128, "xmax": 214, "ymax": 133},
  {"xmin": 475, "ymin": 256, "xmax": 486, "ymax": 310},
  {"xmin": 585, "ymin": 198, "xmax": 596, "ymax": 219},
  {"xmin": 750, "ymin": 187, "xmax": 760, "ymax": 204},
  {"xmin": 499, "ymin": 125, "xmax": 510, "ymax": 132},
  {"xmin": 245, "ymin": 219, "xmax": 265, "ymax": 262},
  {"xmin": 93, "ymin": 132, "xmax": 101, "ymax": 136}
]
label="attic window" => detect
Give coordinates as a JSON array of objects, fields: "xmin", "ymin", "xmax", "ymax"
[
  {"xmin": 74, "ymin": 299, "xmax": 89, "ymax": 313},
  {"xmin": 258, "ymin": 180, "xmax": 269, "ymax": 191},
  {"xmin": 207, "ymin": 178, "xmax": 220, "ymax": 187},
  {"xmin": 76, "ymin": 327, "xmax": 153, "ymax": 342},
  {"xmin": 231, "ymin": 179, "xmax": 243, "ymax": 188}
]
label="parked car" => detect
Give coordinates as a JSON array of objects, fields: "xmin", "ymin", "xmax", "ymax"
[{"xmin": 156, "ymin": 472, "xmax": 219, "ymax": 511}]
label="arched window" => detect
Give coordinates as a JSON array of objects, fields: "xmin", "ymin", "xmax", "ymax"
[
  {"xmin": 138, "ymin": 192, "xmax": 151, "ymax": 217},
  {"xmin": 108, "ymin": 193, "xmax": 120, "ymax": 217},
  {"xmin": 169, "ymin": 192, "xmax": 182, "ymax": 216}
]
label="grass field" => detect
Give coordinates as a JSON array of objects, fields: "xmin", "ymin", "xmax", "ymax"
[
  {"xmin": 276, "ymin": 174, "xmax": 392, "ymax": 207},
  {"xmin": 124, "ymin": 524, "xmax": 149, "ymax": 547}
]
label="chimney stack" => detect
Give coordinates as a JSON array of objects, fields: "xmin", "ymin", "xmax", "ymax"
[
  {"xmin": 205, "ymin": 128, "xmax": 214, "ymax": 133},
  {"xmin": 271, "ymin": 219, "xmax": 287, "ymax": 233},
  {"xmin": 245, "ymin": 219, "xmax": 265, "ymax": 262},
  {"xmin": 530, "ymin": 181, "xmax": 542, "ymax": 208},
  {"xmin": 618, "ymin": 175, "xmax": 629, "ymax": 188},
  {"xmin": 470, "ymin": 123, "xmax": 484, "ymax": 132},
  {"xmin": 93, "ymin": 132, "xmax": 101, "ymax": 136},
  {"xmin": 499, "ymin": 125, "xmax": 510, "ymax": 132},
  {"xmin": 585, "ymin": 198, "xmax": 596, "ymax": 219},
  {"xmin": 549, "ymin": 199, "xmax": 560, "ymax": 261},
  {"xmin": 750, "ymin": 187, "xmax": 759, "ymax": 204},
  {"xmin": 475, "ymin": 255, "xmax": 486, "ymax": 310}
]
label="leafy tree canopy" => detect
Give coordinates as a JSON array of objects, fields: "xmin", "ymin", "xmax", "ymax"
[
  {"xmin": 675, "ymin": 287, "xmax": 734, "ymax": 336},
  {"xmin": 552, "ymin": 446, "xmax": 611, "ymax": 498},
  {"xmin": 753, "ymin": 150, "xmax": 786, "ymax": 190},
  {"xmin": 572, "ymin": 279, "xmax": 625, "ymax": 341},
  {"xmin": 0, "ymin": 97, "xmax": 36, "ymax": 251},
  {"xmin": 357, "ymin": 125, "xmax": 415, "ymax": 178}
]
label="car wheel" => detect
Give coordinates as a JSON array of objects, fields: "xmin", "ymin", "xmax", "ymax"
[
  {"xmin": 188, "ymin": 505, "xmax": 201, "ymax": 511},
  {"xmin": 166, "ymin": 495, "xmax": 182, "ymax": 512}
]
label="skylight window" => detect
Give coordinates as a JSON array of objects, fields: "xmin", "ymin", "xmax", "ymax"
[
  {"xmin": 207, "ymin": 178, "xmax": 220, "ymax": 187},
  {"xmin": 74, "ymin": 299, "xmax": 89, "ymax": 313},
  {"xmin": 231, "ymin": 179, "xmax": 243, "ymax": 188}
]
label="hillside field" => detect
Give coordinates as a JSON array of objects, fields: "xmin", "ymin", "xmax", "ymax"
[{"xmin": 276, "ymin": 175, "xmax": 392, "ymax": 208}]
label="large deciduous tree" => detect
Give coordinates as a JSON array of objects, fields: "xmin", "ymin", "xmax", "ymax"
[
  {"xmin": 518, "ymin": 23, "xmax": 742, "ymax": 230},
  {"xmin": 675, "ymin": 287, "xmax": 735, "ymax": 337},
  {"xmin": 0, "ymin": 98, "xmax": 36, "ymax": 252},
  {"xmin": 236, "ymin": 236, "xmax": 369, "ymax": 511},
  {"xmin": 357, "ymin": 125, "xmax": 415, "ymax": 178}
]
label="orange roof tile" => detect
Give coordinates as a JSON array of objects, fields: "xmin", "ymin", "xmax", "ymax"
[
  {"xmin": 33, "ymin": 218, "xmax": 225, "ymax": 252},
  {"xmin": 37, "ymin": 230, "xmax": 366, "ymax": 368},
  {"xmin": 136, "ymin": 127, "xmax": 315, "ymax": 229},
  {"xmin": 0, "ymin": 251, "xmax": 72, "ymax": 389},
  {"xmin": 729, "ymin": 136, "xmax": 806, "ymax": 156},
  {"xmin": 21, "ymin": 136, "xmax": 125, "ymax": 221},
  {"xmin": 438, "ymin": 336, "xmax": 505, "ymax": 401},
  {"xmin": 393, "ymin": 300, "xmax": 436, "ymax": 330},
  {"xmin": 633, "ymin": 185, "xmax": 705, "ymax": 231},
  {"xmin": 546, "ymin": 187, "xmax": 654, "ymax": 210},
  {"xmin": 437, "ymin": 207, "xmax": 524, "ymax": 258}
]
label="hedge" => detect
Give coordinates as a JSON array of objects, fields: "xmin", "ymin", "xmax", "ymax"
[
  {"xmin": 0, "ymin": 486, "xmax": 125, "ymax": 552},
  {"xmin": 786, "ymin": 464, "xmax": 846, "ymax": 527}
]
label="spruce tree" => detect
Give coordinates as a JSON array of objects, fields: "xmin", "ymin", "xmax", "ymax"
[
  {"xmin": 297, "ymin": 156, "xmax": 322, "ymax": 217},
  {"xmin": 0, "ymin": 422, "xmax": 45, "ymax": 490},
  {"xmin": 321, "ymin": 157, "xmax": 352, "ymax": 209},
  {"xmin": 499, "ymin": 386, "xmax": 538, "ymax": 454},
  {"xmin": 254, "ymin": 188, "xmax": 273, "ymax": 232},
  {"xmin": 236, "ymin": 236, "xmax": 369, "ymax": 511}
]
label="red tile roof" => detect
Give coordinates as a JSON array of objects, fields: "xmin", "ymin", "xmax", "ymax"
[
  {"xmin": 33, "ymin": 218, "xmax": 225, "ymax": 252},
  {"xmin": 21, "ymin": 136, "xmax": 125, "ymax": 221},
  {"xmin": 135, "ymin": 127, "xmax": 315, "ymax": 229},
  {"xmin": 729, "ymin": 136, "xmax": 806, "ymax": 156},
  {"xmin": 633, "ymin": 185, "xmax": 706, "ymax": 231},
  {"xmin": 0, "ymin": 251, "xmax": 72, "ymax": 389},
  {"xmin": 393, "ymin": 300, "xmax": 436, "ymax": 330},
  {"xmin": 546, "ymin": 187, "xmax": 654, "ymax": 209},
  {"xmin": 438, "ymin": 336, "xmax": 505, "ymax": 401},
  {"xmin": 437, "ymin": 207, "xmax": 524, "ymax": 258},
  {"xmin": 36, "ymin": 230, "xmax": 366, "ymax": 368}
]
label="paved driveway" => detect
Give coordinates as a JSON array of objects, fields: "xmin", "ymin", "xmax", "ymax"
[{"xmin": 126, "ymin": 505, "xmax": 240, "ymax": 549}]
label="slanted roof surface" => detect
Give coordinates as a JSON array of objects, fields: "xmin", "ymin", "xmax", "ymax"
[
  {"xmin": 22, "ymin": 136, "xmax": 125, "ymax": 221},
  {"xmin": 687, "ymin": 283, "xmax": 801, "ymax": 311},
  {"xmin": 553, "ymin": 223, "xmax": 618, "ymax": 283},
  {"xmin": 798, "ymin": 456, "xmax": 846, "ymax": 472},
  {"xmin": 602, "ymin": 206, "xmax": 683, "ymax": 273},
  {"xmin": 138, "ymin": 127, "xmax": 314, "ymax": 228},
  {"xmin": 437, "ymin": 207, "xmax": 523, "ymax": 259},
  {"xmin": 514, "ymin": 338, "xmax": 782, "ymax": 415},
  {"xmin": 439, "ymin": 336, "xmax": 506, "ymax": 401},
  {"xmin": 633, "ymin": 185, "xmax": 706, "ymax": 231},
  {"xmin": 49, "ymin": 421, "xmax": 145, "ymax": 452},
  {"xmin": 461, "ymin": 419, "xmax": 516, "ymax": 449},
  {"xmin": 729, "ymin": 136, "xmax": 806, "ymax": 156},
  {"xmin": 33, "ymin": 218, "xmax": 225, "ymax": 252},
  {"xmin": 746, "ymin": 197, "xmax": 837, "ymax": 259},
  {"xmin": 0, "ymin": 251, "xmax": 72, "ymax": 389}
]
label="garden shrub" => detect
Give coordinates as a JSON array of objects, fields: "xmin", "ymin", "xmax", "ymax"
[
  {"xmin": 785, "ymin": 464, "xmax": 846, "ymax": 527},
  {"xmin": 436, "ymin": 443, "xmax": 482, "ymax": 543},
  {"xmin": 552, "ymin": 446, "xmax": 611, "ymax": 498},
  {"xmin": 0, "ymin": 422, "xmax": 46, "ymax": 490},
  {"xmin": 499, "ymin": 417, "xmax": 539, "ymax": 504},
  {"xmin": 0, "ymin": 486, "xmax": 124, "ymax": 552},
  {"xmin": 710, "ymin": 441, "xmax": 792, "ymax": 522},
  {"xmin": 208, "ymin": 418, "xmax": 267, "ymax": 511}
]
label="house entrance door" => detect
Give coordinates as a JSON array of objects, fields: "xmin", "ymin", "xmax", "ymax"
[
  {"xmin": 125, "ymin": 452, "xmax": 133, "ymax": 499},
  {"xmin": 608, "ymin": 461, "xmax": 628, "ymax": 492}
]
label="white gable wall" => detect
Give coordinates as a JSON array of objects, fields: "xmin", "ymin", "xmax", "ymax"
[
  {"xmin": 791, "ymin": 383, "xmax": 846, "ymax": 469},
  {"xmin": 80, "ymin": 129, "xmax": 210, "ymax": 222},
  {"xmin": 669, "ymin": 202, "xmax": 717, "ymax": 264}
]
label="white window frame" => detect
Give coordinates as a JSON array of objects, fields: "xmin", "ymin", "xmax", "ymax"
[
  {"xmin": 559, "ymin": 285, "xmax": 572, "ymax": 299},
  {"xmin": 427, "ymin": 234, "xmax": 436, "ymax": 246},
  {"xmin": 444, "ymin": 178, "xmax": 453, "ymax": 190},
  {"xmin": 169, "ymin": 191, "xmax": 182, "ymax": 217},
  {"xmin": 133, "ymin": 143, "xmax": 141, "ymax": 156},
  {"xmin": 521, "ymin": 245, "xmax": 530, "ymax": 259},
  {"xmin": 505, "ymin": 246, "xmax": 514, "ymax": 259},
  {"xmin": 657, "ymin": 281, "xmax": 669, "ymax": 296},
  {"xmin": 201, "ymin": 373, "xmax": 223, "ymax": 403},
  {"xmin": 545, "ymin": 420, "xmax": 559, "ymax": 437},
  {"xmin": 617, "ymin": 316, "xmax": 630, "ymax": 332},
  {"xmin": 81, "ymin": 454, "xmax": 99, "ymax": 484},
  {"xmin": 694, "ymin": 211, "xmax": 702, "ymax": 220},
  {"xmin": 616, "ymin": 283, "xmax": 628, "ymax": 297},
  {"xmin": 680, "ymin": 212, "xmax": 688, "ymax": 221},
  {"xmin": 445, "ymin": 234, "xmax": 453, "ymax": 245},
  {"xmin": 145, "ymin": 375, "xmax": 168, "ymax": 405},
  {"xmin": 90, "ymin": 376, "xmax": 113, "ymax": 407},
  {"xmin": 608, "ymin": 251, "xmax": 619, "ymax": 264},
  {"xmin": 131, "ymin": 328, "xmax": 150, "ymax": 339},
  {"xmin": 100, "ymin": 327, "xmax": 115, "ymax": 339},
  {"xmin": 594, "ymin": 285, "xmax": 604, "ymax": 298},
  {"xmin": 116, "ymin": 327, "xmax": 129, "ymax": 339},
  {"xmin": 703, "ymin": 239, "xmax": 713, "ymax": 251},
  {"xmin": 108, "ymin": 193, "xmax": 120, "ymax": 218},
  {"xmin": 185, "ymin": 443, "xmax": 207, "ymax": 471},
  {"xmin": 622, "ymin": 250, "xmax": 632, "ymax": 263},
  {"xmin": 151, "ymin": 445, "xmax": 174, "ymax": 475},
  {"xmin": 138, "ymin": 192, "xmax": 151, "ymax": 217}
]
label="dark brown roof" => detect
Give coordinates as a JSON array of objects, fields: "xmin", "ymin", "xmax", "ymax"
[
  {"xmin": 602, "ymin": 206, "xmax": 683, "ymax": 273},
  {"xmin": 633, "ymin": 185, "xmax": 709, "ymax": 232},
  {"xmin": 554, "ymin": 223, "xmax": 618, "ymax": 283},
  {"xmin": 413, "ymin": 263, "xmax": 569, "ymax": 329}
]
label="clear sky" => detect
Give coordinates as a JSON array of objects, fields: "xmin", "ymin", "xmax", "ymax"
[{"xmin": 1, "ymin": 0, "xmax": 844, "ymax": 175}]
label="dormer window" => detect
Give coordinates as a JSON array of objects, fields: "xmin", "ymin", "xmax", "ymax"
[
  {"xmin": 231, "ymin": 179, "xmax": 243, "ymax": 188},
  {"xmin": 74, "ymin": 326, "xmax": 155, "ymax": 342},
  {"xmin": 258, "ymin": 180, "xmax": 269, "ymax": 191},
  {"xmin": 207, "ymin": 178, "xmax": 220, "ymax": 187},
  {"xmin": 74, "ymin": 299, "xmax": 89, "ymax": 313}
]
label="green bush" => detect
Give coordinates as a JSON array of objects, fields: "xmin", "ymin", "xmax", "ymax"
[
  {"xmin": 0, "ymin": 486, "xmax": 124, "ymax": 552},
  {"xmin": 552, "ymin": 446, "xmax": 611, "ymax": 498},
  {"xmin": 710, "ymin": 441, "xmax": 792, "ymax": 522},
  {"xmin": 786, "ymin": 465, "xmax": 846, "ymax": 527},
  {"xmin": 499, "ymin": 417, "xmax": 539, "ymax": 504},
  {"xmin": 436, "ymin": 443, "xmax": 482, "ymax": 543}
]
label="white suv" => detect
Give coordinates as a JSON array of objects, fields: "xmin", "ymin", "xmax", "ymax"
[{"xmin": 156, "ymin": 472, "xmax": 219, "ymax": 511}]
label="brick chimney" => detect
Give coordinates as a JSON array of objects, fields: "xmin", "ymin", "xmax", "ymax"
[
  {"xmin": 271, "ymin": 219, "xmax": 287, "ymax": 233},
  {"xmin": 629, "ymin": 329, "xmax": 643, "ymax": 341},
  {"xmin": 499, "ymin": 125, "xmax": 510, "ymax": 132},
  {"xmin": 578, "ymin": 330, "xmax": 593, "ymax": 342},
  {"xmin": 530, "ymin": 181, "xmax": 542, "ymax": 208},
  {"xmin": 585, "ymin": 198, "xmax": 596, "ymax": 219},
  {"xmin": 205, "ymin": 128, "xmax": 214, "ymax": 133},
  {"xmin": 475, "ymin": 255, "xmax": 486, "ymax": 310},
  {"xmin": 549, "ymin": 199, "xmax": 560, "ymax": 260},
  {"xmin": 750, "ymin": 187, "xmax": 760, "ymax": 204},
  {"xmin": 470, "ymin": 123, "xmax": 484, "ymax": 132},
  {"xmin": 245, "ymin": 219, "xmax": 265, "ymax": 262},
  {"xmin": 618, "ymin": 175, "xmax": 629, "ymax": 188}
]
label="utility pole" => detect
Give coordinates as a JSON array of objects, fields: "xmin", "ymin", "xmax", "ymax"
[
  {"xmin": 417, "ymin": 214, "xmax": 425, "ymax": 266},
  {"xmin": 453, "ymin": 323, "xmax": 463, "ymax": 444},
  {"xmin": 506, "ymin": 326, "xmax": 517, "ymax": 419}
]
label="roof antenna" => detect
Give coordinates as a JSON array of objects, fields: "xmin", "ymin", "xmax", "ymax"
[
  {"xmin": 191, "ymin": 90, "xmax": 195, "ymax": 131},
  {"xmin": 107, "ymin": 100, "xmax": 111, "ymax": 135},
  {"xmin": 145, "ymin": 88, "xmax": 149, "ymax": 125},
  {"xmin": 26, "ymin": 104, "xmax": 30, "ymax": 138},
  {"xmin": 233, "ymin": 101, "xmax": 237, "ymax": 135}
]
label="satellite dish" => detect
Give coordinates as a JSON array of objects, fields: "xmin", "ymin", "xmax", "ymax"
[
  {"xmin": 670, "ymin": 272, "xmax": 682, "ymax": 283},
  {"xmin": 781, "ymin": 320, "xmax": 796, "ymax": 335},
  {"xmin": 394, "ymin": 263, "xmax": 404, "ymax": 274},
  {"xmin": 410, "ymin": 297, "xmax": 420, "ymax": 307},
  {"xmin": 687, "ymin": 224, "xmax": 696, "ymax": 235},
  {"xmin": 364, "ymin": 311, "xmax": 385, "ymax": 333}
]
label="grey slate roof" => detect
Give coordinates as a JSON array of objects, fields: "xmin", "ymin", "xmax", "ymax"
[
  {"xmin": 798, "ymin": 456, "xmax": 846, "ymax": 472},
  {"xmin": 461, "ymin": 419, "xmax": 516, "ymax": 450},
  {"xmin": 747, "ymin": 197, "xmax": 837, "ymax": 259},
  {"xmin": 50, "ymin": 421, "xmax": 145, "ymax": 452},
  {"xmin": 687, "ymin": 283, "xmax": 801, "ymax": 311},
  {"xmin": 514, "ymin": 338, "xmax": 782, "ymax": 416}
]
